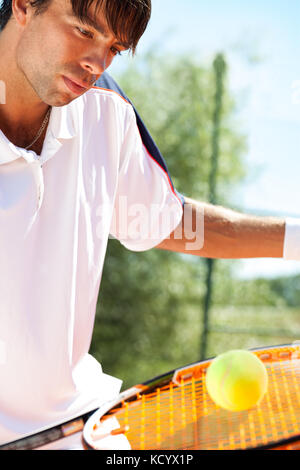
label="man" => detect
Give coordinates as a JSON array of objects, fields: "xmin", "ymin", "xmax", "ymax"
[{"xmin": 0, "ymin": 0, "xmax": 298, "ymax": 447}]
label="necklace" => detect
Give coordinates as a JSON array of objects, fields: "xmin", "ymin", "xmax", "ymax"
[{"xmin": 25, "ymin": 107, "xmax": 51, "ymax": 150}]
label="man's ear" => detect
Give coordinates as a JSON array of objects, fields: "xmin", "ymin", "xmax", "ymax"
[{"xmin": 12, "ymin": 0, "xmax": 32, "ymax": 27}]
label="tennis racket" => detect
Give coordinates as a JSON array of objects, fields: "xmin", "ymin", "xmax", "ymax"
[{"xmin": 2, "ymin": 343, "xmax": 300, "ymax": 450}]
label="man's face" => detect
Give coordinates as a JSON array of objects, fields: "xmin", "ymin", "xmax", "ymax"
[{"xmin": 15, "ymin": 0, "xmax": 127, "ymax": 106}]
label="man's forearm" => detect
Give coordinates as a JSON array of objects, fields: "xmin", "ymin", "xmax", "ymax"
[{"xmin": 156, "ymin": 197, "xmax": 286, "ymax": 259}]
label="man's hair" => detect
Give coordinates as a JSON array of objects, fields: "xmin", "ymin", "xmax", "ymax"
[{"xmin": 0, "ymin": 0, "xmax": 151, "ymax": 53}]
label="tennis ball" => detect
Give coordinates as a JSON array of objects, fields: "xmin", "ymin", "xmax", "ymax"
[{"xmin": 205, "ymin": 349, "xmax": 268, "ymax": 412}]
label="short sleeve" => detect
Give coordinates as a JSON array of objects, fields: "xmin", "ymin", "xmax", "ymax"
[{"xmin": 110, "ymin": 108, "xmax": 183, "ymax": 252}]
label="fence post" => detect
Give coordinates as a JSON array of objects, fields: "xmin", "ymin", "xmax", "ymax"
[{"xmin": 200, "ymin": 54, "xmax": 226, "ymax": 360}]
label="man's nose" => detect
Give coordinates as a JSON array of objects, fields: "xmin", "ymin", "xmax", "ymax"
[{"xmin": 80, "ymin": 51, "xmax": 107, "ymax": 76}]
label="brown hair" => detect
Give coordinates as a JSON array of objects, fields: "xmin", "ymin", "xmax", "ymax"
[{"xmin": 0, "ymin": 0, "xmax": 151, "ymax": 53}]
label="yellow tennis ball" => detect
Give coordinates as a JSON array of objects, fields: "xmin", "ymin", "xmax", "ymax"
[{"xmin": 205, "ymin": 349, "xmax": 268, "ymax": 412}]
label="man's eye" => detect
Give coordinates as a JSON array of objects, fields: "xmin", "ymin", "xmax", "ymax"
[
  {"xmin": 111, "ymin": 47, "xmax": 122, "ymax": 56},
  {"xmin": 76, "ymin": 27, "xmax": 93, "ymax": 39}
]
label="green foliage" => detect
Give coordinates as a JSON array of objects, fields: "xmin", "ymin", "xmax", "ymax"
[
  {"xmin": 212, "ymin": 262, "xmax": 287, "ymax": 307},
  {"xmin": 206, "ymin": 305, "xmax": 300, "ymax": 359},
  {"xmin": 203, "ymin": 269, "xmax": 300, "ymax": 359},
  {"xmin": 91, "ymin": 241, "xmax": 203, "ymax": 387},
  {"xmin": 118, "ymin": 52, "xmax": 248, "ymax": 203},
  {"xmin": 90, "ymin": 52, "xmax": 248, "ymax": 389},
  {"xmin": 268, "ymin": 275, "xmax": 300, "ymax": 307}
]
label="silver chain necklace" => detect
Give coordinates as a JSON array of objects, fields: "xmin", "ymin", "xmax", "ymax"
[{"xmin": 25, "ymin": 107, "xmax": 51, "ymax": 150}]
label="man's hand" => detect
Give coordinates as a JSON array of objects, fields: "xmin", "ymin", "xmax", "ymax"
[{"xmin": 156, "ymin": 197, "xmax": 286, "ymax": 259}]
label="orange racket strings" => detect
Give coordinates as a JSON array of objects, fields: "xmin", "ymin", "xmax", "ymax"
[{"xmin": 92, "ymin": 345, "xmax": 300, "ymax": 450}]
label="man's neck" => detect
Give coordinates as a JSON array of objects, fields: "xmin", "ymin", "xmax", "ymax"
[{"xmin": 0, "ymin": 26, "xmax": 50, "ymax": 150}]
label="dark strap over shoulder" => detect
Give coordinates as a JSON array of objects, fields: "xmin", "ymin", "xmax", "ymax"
[{"xmin": 95, "ymin": 73, "xmax": 185, "ymax": 206}]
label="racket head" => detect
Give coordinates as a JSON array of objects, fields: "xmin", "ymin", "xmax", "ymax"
[{"xmin": 83, "ymin": 343, "xmax": 300, "ymax": 450}]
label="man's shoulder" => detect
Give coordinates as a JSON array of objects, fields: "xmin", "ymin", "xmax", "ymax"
[
  {"xmin": 84, "ymin": 86, "xmax": 131, "ymax": 110},
  {"xmin": 75, "ymin": 86, "xmax": 134, "ymax": 129},
  {"xmin": 83, "ymin": 72, "xmax": 133, "ymax": 112},
  {"xmin": 62, "ymin": 85, "xmax": 135, "ymax": 141}
]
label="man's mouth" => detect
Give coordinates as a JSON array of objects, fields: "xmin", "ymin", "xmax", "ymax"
[{"xmin": 63, "ymin": 76, "xmax": 90, "ymax": 95}]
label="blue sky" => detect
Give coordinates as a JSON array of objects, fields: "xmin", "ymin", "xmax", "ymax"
[{"xmin": 110, "ymin": 0, "xmax": 300, "ymax": 279}]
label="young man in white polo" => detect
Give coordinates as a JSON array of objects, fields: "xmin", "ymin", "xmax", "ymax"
[{"xmin": 0, "ymin": 0, "xmax": 298, "ymax": 446}]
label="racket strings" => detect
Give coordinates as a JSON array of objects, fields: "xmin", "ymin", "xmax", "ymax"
[{"xmin": 97, "ymin": 346, "xmax": 300, "ymax": 450}]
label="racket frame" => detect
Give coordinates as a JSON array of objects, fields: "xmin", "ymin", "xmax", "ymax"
[{"xmin": 1, "ymin": 343, "xmax": 300, "ymax": 450}]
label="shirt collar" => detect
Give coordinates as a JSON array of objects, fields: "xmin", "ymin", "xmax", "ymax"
[
  {"xmin": 49, "ymin": 101, "xmax": 77, "ymax": 141},
  {"xmin": 0, "ymin": 100, "xmax": 78, "ymax": 165}
]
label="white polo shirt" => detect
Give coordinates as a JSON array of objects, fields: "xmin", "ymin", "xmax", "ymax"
[{"xmin": 0, "ymin": 87, "xmax": 183, "ymax": 444}]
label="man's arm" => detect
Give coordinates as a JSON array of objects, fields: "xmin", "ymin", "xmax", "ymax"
[
  {"xmin": 156, "ymin": 197, "xmax": 286, "ymax": 259},
  {"xmin": 95, "ymin": 74, "xmax": 288, "ymax": 261}
]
